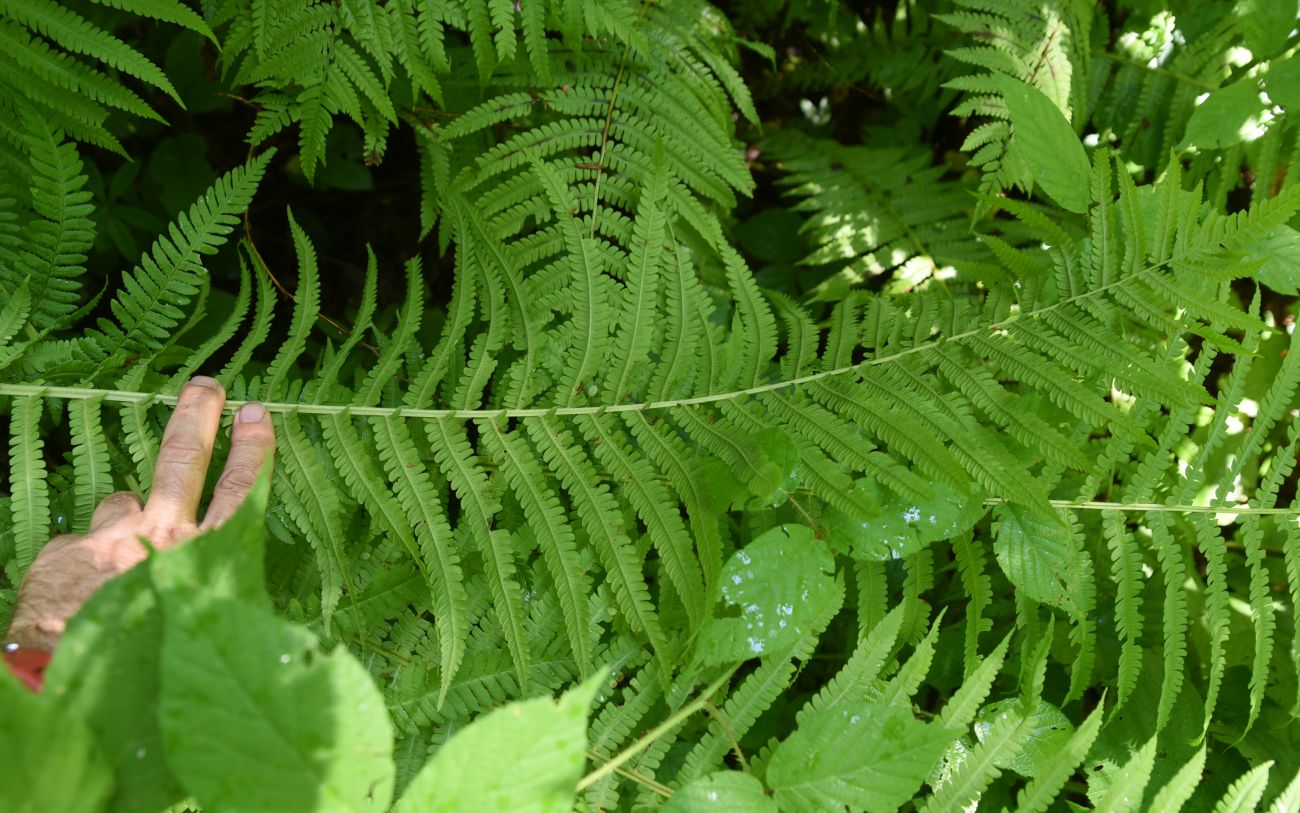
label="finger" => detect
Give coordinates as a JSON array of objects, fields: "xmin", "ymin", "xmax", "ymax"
[
  {"xmin": 90, "ymin": 491, "xmax": 143, "ymax": 532},
  {"xmin": 145, "ymin": 376, "xmax": 225, "ymax": 522},
  {"xmin": 201, "ymin": 403, "xmax": 275, "ymax": 529}
]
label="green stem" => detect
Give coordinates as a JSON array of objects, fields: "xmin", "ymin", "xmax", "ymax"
[{"xmin": 576, "ymin": 670, "xmax": 733, "ymax": 793}]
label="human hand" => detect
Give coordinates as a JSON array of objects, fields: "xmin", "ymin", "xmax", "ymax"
[{"xmin": 5, "ymin": 377, "xmax": 275, "ymax": 651}]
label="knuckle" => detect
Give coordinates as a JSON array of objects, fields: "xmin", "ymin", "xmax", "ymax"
[
  {"xmin": 157, "ymin": 437, "xmax": 208, "ymax": 466},
  {"xmin": 217, "ymin": 465, "xmax": 259, "ymax": 494},
  {"xmin": 101, "ymin": 490, "xmax": 140, "ymax": 508}
]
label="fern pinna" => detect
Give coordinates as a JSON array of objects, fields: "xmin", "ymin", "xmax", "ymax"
[{"xmin": 5, "ymin": 0, "xmax": 1300, "ymax": 809}]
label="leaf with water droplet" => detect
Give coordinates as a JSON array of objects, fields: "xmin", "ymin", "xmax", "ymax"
[
  {"xmin": 974, "ymin": 698, "xmax": 1073, "ymax": 778},
  {"xmin": 694, "ymin": 524, "xmax": 834, "ymax": 665},
  {"xmin": 824, "ymin": 481, "xmax": 984, "ymax": 561},
  {"xmin": 768, "ymin": 702, "xmax": 954, "ymax": 812},
  {"xmin": 661, "ymin": 771, "xmax": 776, "ymax": 812}
]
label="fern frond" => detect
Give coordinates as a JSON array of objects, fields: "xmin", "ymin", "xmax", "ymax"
[
  {"xmin": 85, "ymin": 152, "xmax": 273, "ymax": 379},
  {"xmin": 429, "ymin": 417, "xmax": 530, "ymax": 695},
  {"xmin": 6, "ymin": 396, "xmax": 49, "ymax": 580},
  {"xmin": 69, "ymin": 396, "xmax": 111, "ymax": 536},
  {"xmin": 373, "ymin": 413, "xmax": 468, "ymax": 706}
]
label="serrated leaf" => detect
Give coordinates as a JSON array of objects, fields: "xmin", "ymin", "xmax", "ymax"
[
  {"xmin": 695, "ymin": 524, "xmax": 835, "ymax": 665},
  {"xmin": 392, "ymin": 672, "xmax": 604, "ymax": 813},
  {"xmin": 769, "ymin": 702, "xmax": 954, "ymax": 813},
  {"xmin": 994, "ymin": 75, "xmax": 1090, "ymax": 213},
  {"xmin": 972, "ymin": 698, "xmax": 1072, "ymax": 778},
  {"xmin": 661, "ymin": 772, "xmax": 777, "ymax": 813},
  {"xmin": 0, "ymin": 668, "xmax": 113, "ymax": 813}
]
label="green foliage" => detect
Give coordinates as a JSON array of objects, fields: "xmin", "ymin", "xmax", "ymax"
[{"xmin": 6, "ymin": 0, "xmax": 1300, "ymax": 810}]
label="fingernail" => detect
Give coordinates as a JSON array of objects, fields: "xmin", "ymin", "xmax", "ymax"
[
  {"xmin": 238, "ymin": 403, "xmax": 267, "ymax": 423},
  {"xmin": 190, "ymin": 376, "xmax": 221, "ymax": 390}
]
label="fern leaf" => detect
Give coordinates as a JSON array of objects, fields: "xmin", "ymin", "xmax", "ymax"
[
  {"xmin": 7, "ymin": 396, "xmax": 49, "ymax": 579},
  {"xmin": 939, "ymin": 634, "xmax": 1011, "ymax": 732},
  {"xmin": 796, "ymin": 606, "xmax": 904, "ymax": 725},
  {"xmin": 1148, "ymin": 744, "xmax": 1207, "ymax": 813},
  {"xmin": 357, "ymin": 259, "xmax": 422, "ymax": 407},
  {"xmin": 1269, "ymin": 765, "xmax": 1300, "ymax": 813},
  {"xmin": 679, "ymin": 578, "xmax": 844, "ymax": 782},
  {"xmin": 1013, "ymin": 701, "xmax": 1105, "ymax": 813},
  {"xmin": 881, "ymin": 611, "xmax": 943, "ymax": 706},
  {"xmin": 952, "ymin": 532, "xmax": 994, "ymax": 676},
  {"xmin": 218, "ymin": 259, "xmax": 276, "ymax": 388},
  {"xmin": 1239, "ymin": 516, "xmax": 1276, "ymax": 737},
  {"xmin": 582, "ymin": 414, "xmax": 706, "ymax": 630},
  {"xmin": 479, "ymin": 419, "xmax": 593, "ymax": 676},
  {"xmin": 169, "ymin": 262, "xmax": 252, "ymax": 389},
  {"xmin": 527, "ymin": 416, "xmax": 671, "ymax": 674},
  {"xmin": 373, "ymin": 413, "xmax": 469, "ymax": 705},
  {"xmin": 606, "ymin": 154, "xmax": 667, "ymax": 403},
  {"xmin": 10, "ymin": 111, "xmax": 93, "ymax": 326},
  {"xmin": 1, "ymin": 0, "xmax": 180, "ymax": 102},
  {"xmin": 69, "ymin": 396, "xmax": 111, "ymax": 535},
  {"xmin": 87, "ymin": 0, "xmax": 215, "ymax": 41},
  {"xmin": 87, "ymin": 151, "xmax": 273, "ymax": 377},
  {"xmin": 429, "ymin": 418, "xmax": 530, "ymax": 695},
  {"xmin": 1151, "ymin": 513, "xmax": 1189, "ymax": 734},
  {"xmin": 1211, "ymin": 762, "xmax": 1272, "ymax": 813},
  {"xmin": 277, "ymin": 412, "xmax": 357, "ymax": 635},
  {"xmin": 262, "ymin": 210, "xmax": 319, "ymax": 399},
  {"xmin": 1102, "ymin": 510, "xmax": 1144, "ymax": 711},
  {"xmin": 0, "ymin": 276, "xmax": 29, "ymax": 348}
]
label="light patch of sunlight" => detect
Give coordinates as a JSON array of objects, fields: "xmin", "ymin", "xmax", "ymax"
[
  {"xmin": 1228, "ymin": 47, "xmax": 1254, "ymax": 67},
  {"xmin": 830, "ymin": 220, "xmax": 876, "ymax": 258},
  {"xmin": 1239, "ymin": 105, "xmax": 1275, "ymax": 143},
  {"xmin": 1194, "ymin": 404, "xmax": 1216, "ymax": 427},
  {"xmin": 800, "ymin": 97, "xmax": 831, "ymax": 126},
  {"xmin": 1225, "ymin": 414, "xmax": 1245, "ymax": 435},
  {"xmin": 1083, "ymin": 133, "xmax": 1100, "ymax": 148},
  {"xmin": 1117, "ymin": 12, "xmax": 1178, "ymax": 66},
  {"xmin": 1230, "ymin": 596, "xmax": 1254, "ymax": 618},
  {"xmin": 1194, "ymin": 92, "xmax": 1212, "ymax": 106},
  {"xmin": 934, "ymin": 264, "xmax": 958, "ymax": 281},
  {"xmin": 1238, "ymin": 398, "xmax": 1259, "ymax": 418},
  {"xmin": 1110, "ymin": 384, "xmax": 1137, "ymax": 413},
  {"xmin": 1141, "ymin": 562, "xmax": 1155, "ymax": 579}
]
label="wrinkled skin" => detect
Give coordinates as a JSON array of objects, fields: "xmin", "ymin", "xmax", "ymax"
[{"xmin": 6, "ymin": 377, "xmax": 276, "ymax": 651}]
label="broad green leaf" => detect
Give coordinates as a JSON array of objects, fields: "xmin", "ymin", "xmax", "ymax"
[
  {"xmin": 661, "ymin": 772, "xmax": 777, "ymax": 812},
  {"xmin": 1239, "ymin": 0, "xmax": 1298, "ymax": 59},
  {"xmin": 768, "ymin": 702, "xmax": 954, "ymax": 812},
  {"xmin": 152, "ymin": 477, "xmax": 394, "ymax": 813},
  {"xmin": 994, "ymin": 505, "xmax": 1089, "ymax": 619},
  {"xmin": 44, "ymin": 565, "xmax": 182, "ymax": 813},
  {"xmin": 157, "ymin": 598, "xmax": 395, "ymax": 813},
  {"xmin": 994, "ymin": 75, "xmax": 1090, "ymax": 213},
  {"xmin": 0, "ymin": 669, "xmax": 113, "ymax": 813},
  {"xmin": 1266, "ymin": 53, "xmax": 1300, "ymax": 110},
  {"xmin": 1179, "ymin": 79, "xmax": 1269, "ymax": 151},
  {"xmin": 392, "ymin": 672, "xmax": 603, "ymax": 813},
  {"xmin": 972, "ymin": 698, "xmax": 1072, "ymax": 778},
  {"xmin": 825, "ymin": 481, "xmax": 984, "ymax": 561},
  {"xmin": 695, "ymin": 524, "xmax": 836, "ymax": 664}
]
